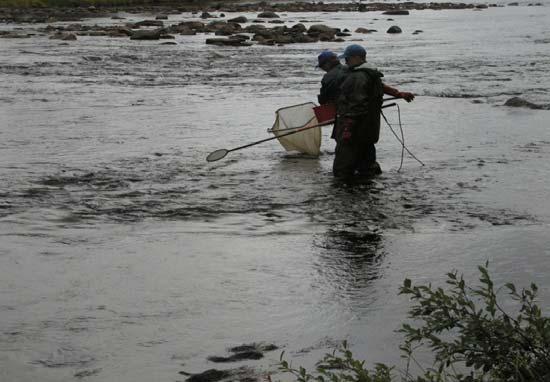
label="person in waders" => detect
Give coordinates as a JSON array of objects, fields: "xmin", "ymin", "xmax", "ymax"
[{"xmin": 332, "ymin": 44, "xmax": 414, "ymax": 178}]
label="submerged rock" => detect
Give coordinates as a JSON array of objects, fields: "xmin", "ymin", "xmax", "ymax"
[
  {"xmin": 229, "ymin": 343, "xmax": 278, "ymax": 353},
  {"xmin": 182, "ymin": 369, "xmax": 231, "ymax": 382},
  {"xmin": 503, "ymin": 97, "xmax": 543, "ymax": 109},
  {"xmin": 382, "ymin": 10, "xmax": 410, "ymax": 15},
  {"xmin": 207, "ymin": 351, "xmax": 263, "ymax": 363},
  {"xmin": 49, "ymin": 32, "xmax": 77, "ymax": 40},
  {"xmin": 207, "ymin": 342, "xmax": 278, "ymax": 363},
  {"xmin": 181, "ymin": 367, "xmax": 258, "ymax": 382},
  {"xmin": 355, "ymin": 27, "xmax": 375, "ymax": 34}
]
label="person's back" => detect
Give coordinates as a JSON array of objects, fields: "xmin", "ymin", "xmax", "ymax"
[
  {"xmin": 318, "ymin": 62, "xmax": 348, "ymax": 105},
  {"xmin": 337, "ymin": 62, "xmax": 384, "ymax": 145}
]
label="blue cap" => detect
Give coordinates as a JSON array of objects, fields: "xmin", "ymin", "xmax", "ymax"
[
  {"xmin": 317, "ymin": 50, "xmax": 337, "ymax": 67},
  {"xmin": 338, "ymin": 44, "xmax": 367, "ymax": 59}
]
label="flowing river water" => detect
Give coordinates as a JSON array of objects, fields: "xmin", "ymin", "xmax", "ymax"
[{"xmin": 1, "ymin": 3, "xmax": 550, "ymax": 381}]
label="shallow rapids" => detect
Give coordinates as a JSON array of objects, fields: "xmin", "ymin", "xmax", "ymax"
[{"xmin": 1, "ymin": 4, "xmax": 550, "ymax": 382}]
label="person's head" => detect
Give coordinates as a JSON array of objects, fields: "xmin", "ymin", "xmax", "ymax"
[
  {"xmin": 317, "ymin": 51, "xmax": 339, "ymax": 72},
  {"xmin": 339, "ymin": 44, "xmax": 367, "ymax": 67}
]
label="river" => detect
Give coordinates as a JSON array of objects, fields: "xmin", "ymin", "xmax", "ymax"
[{"xmin": 1, "ymin": 3, "xmax": 550, "ymax": 381}]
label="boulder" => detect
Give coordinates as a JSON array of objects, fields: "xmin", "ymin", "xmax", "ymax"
[
  {"xmin": 257, "ymin": 11, "xmax": 279, "ymax": 18},
  {"xmin": 291, "ymin": 23, "xmax": 307, "ymax": 33},
  {"xmin": 308, "ymin": 24, "xmax": 337, "ymax": 35},
  {"xmin": 269, "ymin": 20, "xmax": 285, "ymax": 24},
  {"xmin": 387, "ymin": 25, "xmax": 402, "ymax": 34},
  {"xmin": 130, "ymin": 29, "xmax": 162, "ymax": 40},
  {"xmin": 201, "ymin": 12, "xmax": 214, "ymax": 19},
  {"xmin": 508, "ymin": 2, "xmax": 519, "ymax": 5},
  {"xmin": 176, "ymin": 21, "xmax": 205, "ymax": 32},
  {"xmin": 205, "ymin": 37, "xmax": 252, "ymax": 46},
  {"xmin": 155, "ymin": 15, "xmax": 168, "ymax": 20},
  {"xmin": 107, "ymin": 27, "xmax": 132, "ymax": 37},
  {"xmin": 228, "ymin": 16, "xmax": 247, "ymax": 23},
  {"xmin": 161, "ymin": 41, "xmax": 177, "ymax": 45},
  {"xmin": 355, "ymin": 27, "xmax": 374, "ymax": 34},
  {"xmin": 49, "ymin": 32, "xmax": 77, "ymax": 40},
  {"xmin": 207, "ymin": 21, "xmax": 241, "ymax": 34},
  {"xmin": 244, "ymin": 24, "xmax": 267, "ymax": 33},
  {"xmin": 134, "ymin": 20, "xmax": 164, "ymax": 28}
]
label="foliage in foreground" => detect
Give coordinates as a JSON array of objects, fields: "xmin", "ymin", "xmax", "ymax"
[{"xmin": 279, "ymin": 264, "xmax": 550, "ymax": 382}]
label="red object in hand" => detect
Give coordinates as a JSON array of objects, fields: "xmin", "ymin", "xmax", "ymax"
[
  {"xmin": 313, "ymin": 103, "xmax": 337, "ymax": 124},
  {"xmin": 340, "ymin": 118, "xmax": 354, "ymax": 143}
]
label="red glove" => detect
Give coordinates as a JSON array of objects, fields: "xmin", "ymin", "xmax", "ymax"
[
  {"xmin": 340, "ymin": 118, "xmax": 354, "ymax": 143},
  {"xmin": 398, "ymin": 92, "xmax": 415, "ymax": 102}
]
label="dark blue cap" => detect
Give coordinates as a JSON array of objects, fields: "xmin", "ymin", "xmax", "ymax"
[
  {"xmin": 317, "ymin": 50, "xmax": 337, "ymax": 67},
  {"xmin": 338, "ymin": 44, "xmax": 367, "ymax": 59}
]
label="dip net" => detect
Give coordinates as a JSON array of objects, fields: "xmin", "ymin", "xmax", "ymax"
[{"xmin": 269, "ymin": 102, "xmax": 322, "ymax": 156}]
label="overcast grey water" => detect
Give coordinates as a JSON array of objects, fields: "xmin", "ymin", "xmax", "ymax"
[{"xmin": 1, "ymin": 3, "xmax": 550, "ymax": 381}]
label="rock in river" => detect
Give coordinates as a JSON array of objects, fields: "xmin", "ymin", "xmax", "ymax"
[
  {"xmin": 205, "ymin": 37, "xmax": 252, "ymax": 47},
  {"xmin": 130, "ymin": 29, "xmax": 162, "ymax": 40},
  {"xmin": 504, "ymin": 97, "xmax": 543, "ymax": 109},
  {"xmin": 257, "ymin": 11, "xmax": 280, "ymax": 18},
  {"xmin": 382, "ymin": 10, "xmax": 410, "ymax": 15},
  {"xmin": 228, "ymin": 16, "xmax": 247, "ymax": 23},
  {"xmin": 387, "ymin": 25, "xmax": 402, "ymax": 34},
  {"xmin": 49, "ymin": 32, "xmax": 77, "ymax": 40}
]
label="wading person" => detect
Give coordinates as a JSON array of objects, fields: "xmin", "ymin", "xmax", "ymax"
[
  {"xmin": 317, "ymin": 51, "xmax": 348, "ymax": 140},
  {"xmin": 316, "ymin": 49, "xmax": 414, "ymax": 148},
  {"xmin": 333, "ymin": 44, "xmax": 414, "ymax": 178},
  {"xmin": 317, "ymin": 50, "xmax": 347, "ymax": 106}
]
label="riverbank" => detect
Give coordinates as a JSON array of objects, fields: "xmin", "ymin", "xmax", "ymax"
[{"xmin": 0, "ymin": 1, "xmax": 502, "ymax": 23}]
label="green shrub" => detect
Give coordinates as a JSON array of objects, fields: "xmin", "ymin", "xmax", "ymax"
[{"xmin": 279, "ymin": 264, "xmax": 550, "ymax": 382}]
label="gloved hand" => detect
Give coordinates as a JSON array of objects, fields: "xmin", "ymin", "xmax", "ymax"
[
  {"xmin": 339, "ymin": 118, "xmax": 354, "ymax": 143},
  {"xmin": 398, "ymin": 92, "xmax": 415, "ymax": 102}
]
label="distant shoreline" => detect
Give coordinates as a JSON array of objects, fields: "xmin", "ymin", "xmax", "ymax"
[{"xmin": 0, "ymin": 1, "xmax": 500, "ymax": 24}]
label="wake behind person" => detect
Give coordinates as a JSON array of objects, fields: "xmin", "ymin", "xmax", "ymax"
[{"xmin": 330, "ymin": 44, "xmax": 414, "ymax": 179}]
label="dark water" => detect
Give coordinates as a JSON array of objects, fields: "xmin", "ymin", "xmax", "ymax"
[{"xmin": 1, "ymin": 5, "xmax": 550, "ymax": 382}]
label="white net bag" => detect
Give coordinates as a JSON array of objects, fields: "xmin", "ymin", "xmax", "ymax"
[{"xmin": 270, "ymin": 102, "xmax": 322, "ymax": 156}]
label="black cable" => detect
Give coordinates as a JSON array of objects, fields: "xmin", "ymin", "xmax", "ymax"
[{"xmin": 381, "ymin": 107, "xmax": 425, "ymax": 169}]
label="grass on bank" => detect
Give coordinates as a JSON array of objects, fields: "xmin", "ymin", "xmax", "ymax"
[{"xmin": 280, "ymin": 264, "xmax": 550, "ymax": 381}]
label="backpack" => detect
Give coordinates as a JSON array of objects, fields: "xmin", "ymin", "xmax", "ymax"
[{"xmin": 355, "ymin": 67, "xmax": 384, "ymax": 144}]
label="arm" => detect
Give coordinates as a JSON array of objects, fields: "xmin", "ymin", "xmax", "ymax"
[{"xmin": 383, "ymin": 83, "xmax": 415, "ymax": 102}]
